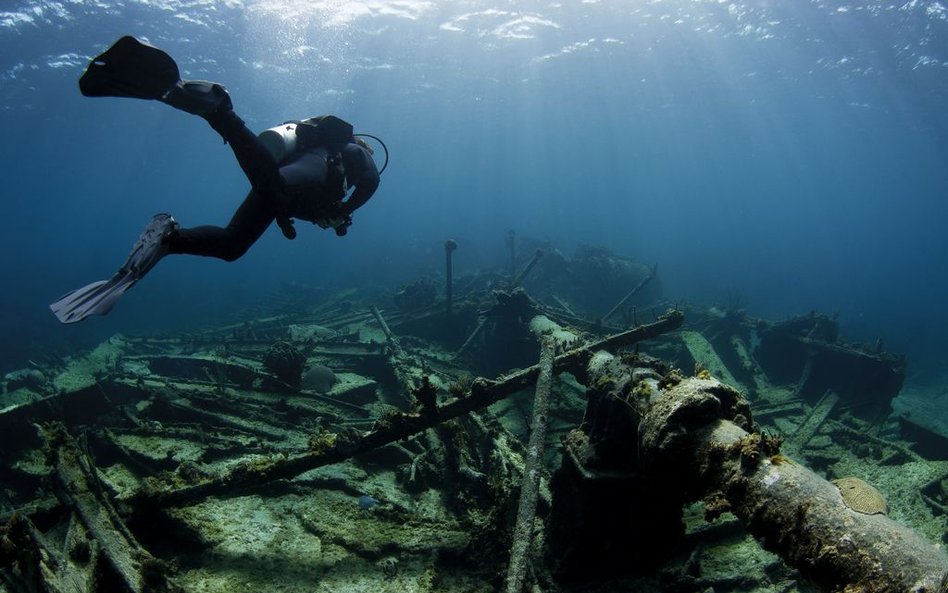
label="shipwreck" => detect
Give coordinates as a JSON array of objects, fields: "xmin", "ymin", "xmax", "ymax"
[{"xmin": 1, "ymin": 240, "xmax": 945, "ymax": 593}]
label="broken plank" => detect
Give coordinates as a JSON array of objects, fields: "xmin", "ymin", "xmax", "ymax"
[
  {"xmin": 44, "ymin": 425, "xmax": 169, "ymax": 593},
  {"xmin": 789, "ymin": 390, "xmax": 839, "ymax": 449}
]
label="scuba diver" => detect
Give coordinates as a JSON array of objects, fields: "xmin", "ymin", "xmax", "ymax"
[{"xmin": 50, "ymin": 36, "xmax": 384, "ymax": 324}]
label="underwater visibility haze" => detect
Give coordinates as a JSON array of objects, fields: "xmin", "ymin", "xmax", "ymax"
[
  {"xmin": 2, "ymin": 2, "xmax": 948, "ymax": 379},
  {"xmin": 4, "ymin": 2, "xmax": 948, "ymax": 592}
]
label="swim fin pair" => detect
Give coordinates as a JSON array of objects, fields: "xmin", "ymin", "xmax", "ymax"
[
  {"xmin": 51, "ymin": 37, "xmax": 231, "ymax": 324},
  {"xmin": 50, "ymin": 214, "xmax": 178, "ymax": 324},
  {"xmin": 79, "ymin": 35, "xmax": 231, "ymax": 116}
]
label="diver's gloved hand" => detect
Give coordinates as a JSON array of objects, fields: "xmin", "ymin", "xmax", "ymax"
[
  {"xmin": 315, "ymin": 216, "xmax": 343, "ymax": 230},
  {"xmin": 276, "ymin": 215, "xmax": 297, "ymax": 240},
  {"xmin": 333, "ymin": 216, "xmax": 351, "ymax": 236},
  {"xmin": 314, "ymin": 201, "xmax": 351, "ymax": 235},
  {"xmin": 161, "ymin": 80, "xmax": 233, "ymax": 117},
  {"xmin": 315, "ymin": 214, "xmax": 352, "ymax": 236}
]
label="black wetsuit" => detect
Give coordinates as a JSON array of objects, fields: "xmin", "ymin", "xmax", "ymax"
[{"xmin": 167, "ymin": 109, "xmax": 380, "ymax": 261}]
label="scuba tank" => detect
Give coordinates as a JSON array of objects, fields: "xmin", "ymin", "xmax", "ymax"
[
  {"xmin": 258, "ymin": 115, "xmax": 389, "ymax": 174},
  {"xmin": 258, "ymin": 115, "xmax": 353, "ymax": 163},
  {"xmin": 258, "ymin": 122, "xmax": 298, "ymax": 163}
]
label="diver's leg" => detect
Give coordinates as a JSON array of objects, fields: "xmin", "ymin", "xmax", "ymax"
[
  {"xmin": 205, "ymin": 108, "xmax": 284, "ymax": 195},
  {"xmin": 167, "ymin": 190, "xmax": 275, "ymax": 262},
  {"xmin": 162, "ymin": 81, "xmax": 283, "ymax": 194}
]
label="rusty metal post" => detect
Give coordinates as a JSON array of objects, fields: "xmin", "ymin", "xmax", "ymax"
[
  {"xmin": 505, "ymin": 229, "xmax": 516, "ymax": 277},
  {"xmin": 445, "ymin": 239, "xmax": 457, "ymax": 316}
]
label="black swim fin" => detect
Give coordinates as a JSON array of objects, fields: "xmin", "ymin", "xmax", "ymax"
[{"xmin": 79, "ymin": 36, "xmax": 180, "ymax": 101}]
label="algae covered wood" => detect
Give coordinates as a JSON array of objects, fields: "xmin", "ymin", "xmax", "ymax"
[{"xmin": 44, "ymin": 424, "xmax": 170, "ymax": 593}]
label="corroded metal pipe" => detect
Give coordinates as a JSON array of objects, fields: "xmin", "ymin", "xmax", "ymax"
[
  {"xmin": 506, "ymin": 229, "xmax": 516, "ymax": 276},
  {"xmin": 510, "ymin": 249, "xmax": 543, "ymax": 289},
  {"xmin": 638, "ymin": 378, "xmax": 948, "ymax": 593},
  {"xmin": 370, "ymin": 305, "xmax": 402, "ymax": 357},
  {"xmin": 505, "ymin": 336, "xmax": 555, "ymax": 593},
  {"xmin": 445, "ymin": 239, "xmax": 457, "ymax": 316},
  {"xmin": 602, "ymin": 263, "xmax": 657, "ymax": 323}
]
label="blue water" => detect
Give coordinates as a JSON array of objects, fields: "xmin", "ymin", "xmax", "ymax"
[{"xmin": 1, "ymin": 1, "xmax": 947, "ymax": 383}]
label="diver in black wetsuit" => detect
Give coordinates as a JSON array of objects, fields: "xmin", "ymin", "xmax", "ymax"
[
  {"xmin": 171, "ymin": 93, "xmax": 381, "ymax": 260},
  {"xmin": 49, "ymin": 37, "xmax": 383, "ymax": 323}
]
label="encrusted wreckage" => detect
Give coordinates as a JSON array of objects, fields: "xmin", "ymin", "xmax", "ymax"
[{"xmin": 1, "ymin": 242, "xmax": 945, "ymax": 593}]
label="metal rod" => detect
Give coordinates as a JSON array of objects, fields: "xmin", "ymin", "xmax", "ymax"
[
  {"xmin": 602, "ymin": 264, "xmax": 658, "ymax": 323},
  {"xmin": 370, "ymin": 305, "xmax": 402, "ymax": 356},
  {"xmin": 505, "ymin": 229, "xmax": 516, "ymax": 277},
  {"xmin": 455, "ymin": 316, "xmax": 487, "ymax": 358},
  {"xmin": 510, "ymin": 249, "xmax": 543, "ymax": 289},
  {"xmin": 445, "ymin": 239, "xmax": 457, "ymax": 316},
  {"xmin": 505, "ymin": 336, "xmax": 554, "ymax": 593}
]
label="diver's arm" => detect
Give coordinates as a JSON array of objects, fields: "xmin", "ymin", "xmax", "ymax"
[
  {"xmin": 342, "ymin": 176, "xmax": 380, "ymax": 215},
  {"xmin": 340, "ymin": 142, "xmax": 380, "ymax": 215}
]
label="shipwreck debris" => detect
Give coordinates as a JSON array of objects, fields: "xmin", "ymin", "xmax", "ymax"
[
  {"xmin": 262, "ymin": 340, "xmax": 305, "ymax": 390},
  {"xmin": 1, "ymin": 237, "xmax": 943, "ymax": 593},
  {"xmin": 504, "ymin": 336, "xmax": 554, "ymax": 593},
  {"xmin": 510, "ymin": 249, "xmax": 543, "ymax": 290},
  {"xmin": 548, "ymin": 345, "xmax": 948, "ymax": 592},
  {"xmin": 755, "ymin": 312, "xmax": 905, "ymax": 421},
  {"xmin": 130, "ymin": 311, "xmax": 685, "ymax": 509},
  {"xmin": 601, "ymin": 263, "xmax": 658, "ymax": 324},
  {"xmin": 43, "ymin": 424, "xmax": 170, "ymax": 593}
]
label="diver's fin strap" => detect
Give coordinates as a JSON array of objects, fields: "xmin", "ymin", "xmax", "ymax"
[{"xmin": 160, "ymin": 80, "xmax": 233, "ymax": 117}]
